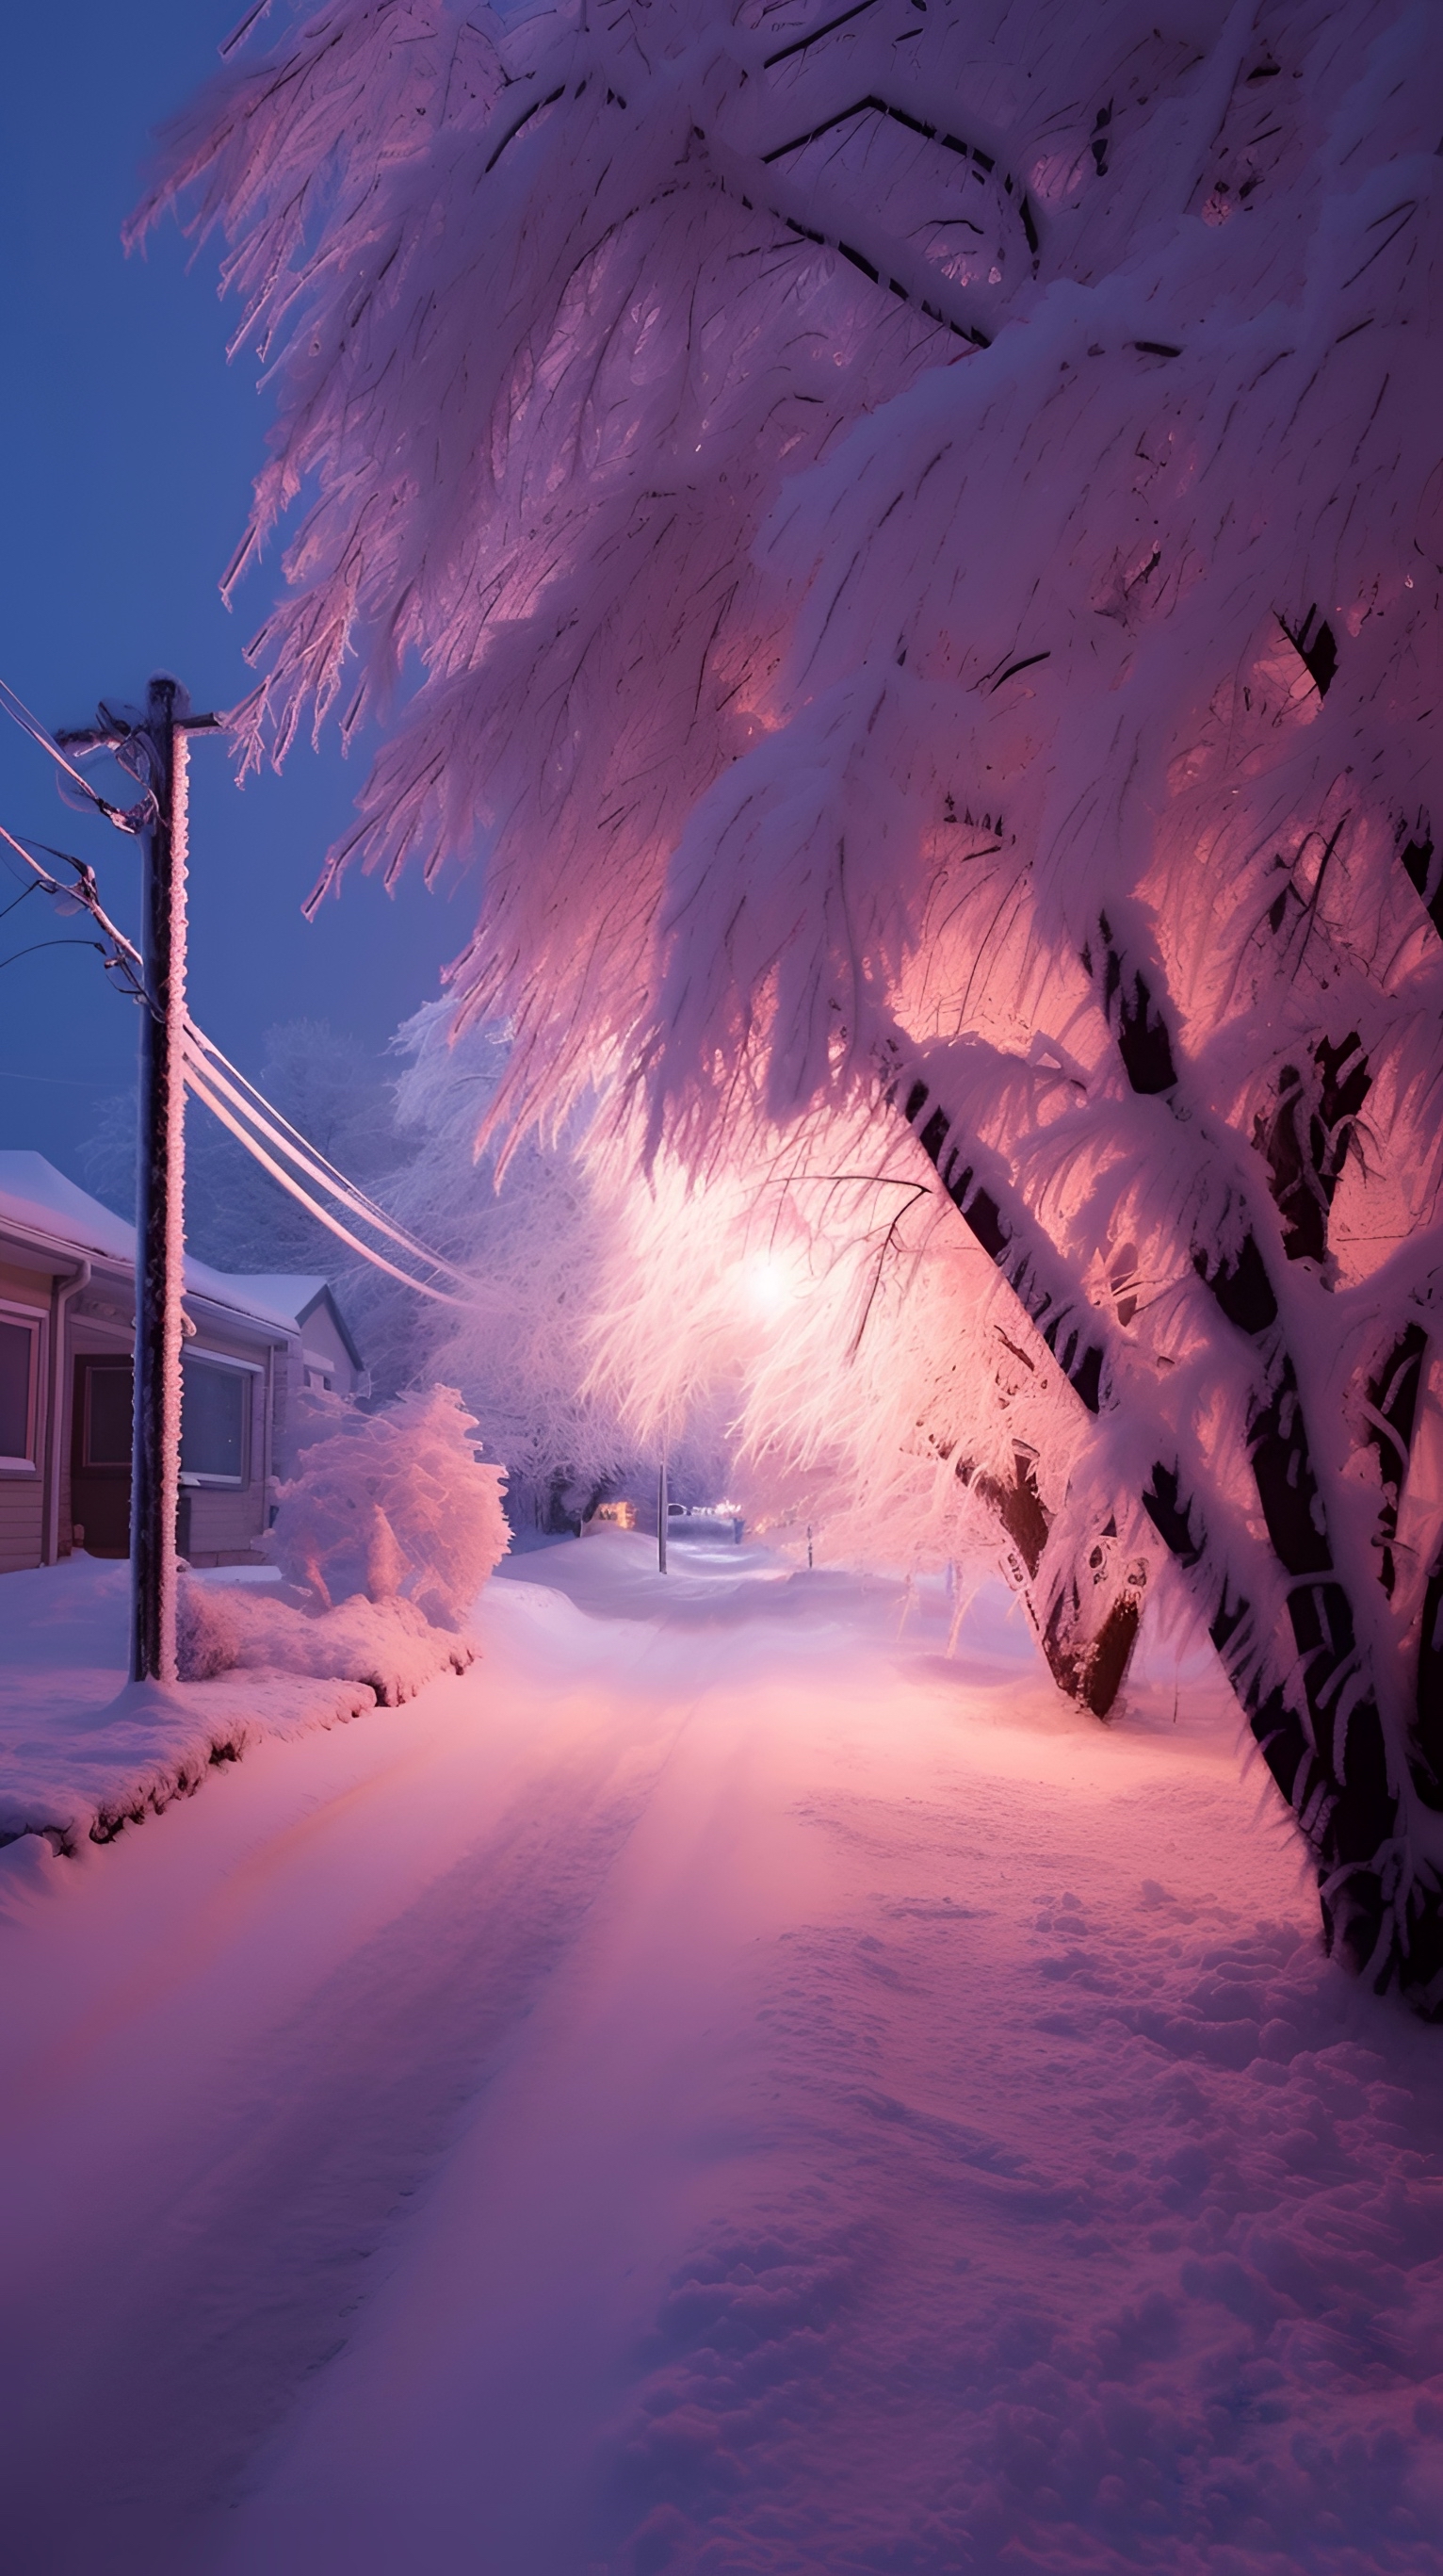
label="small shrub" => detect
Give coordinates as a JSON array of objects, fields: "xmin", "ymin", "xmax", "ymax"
[{"xmin": 270, "ymin": 1384, "xmax": 509, "ymax": 1625}]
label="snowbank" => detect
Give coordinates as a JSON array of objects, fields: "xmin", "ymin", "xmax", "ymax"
[{"xmin": 0, "ymin": 1559, "xmax": 470, "ymax": 1858}]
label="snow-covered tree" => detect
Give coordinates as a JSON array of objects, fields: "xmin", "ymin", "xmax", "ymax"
[
  {"xmin": 146, "ymin": 1, "xmax": 1443, "ymax": 2005},
  {"xmin": 350, "ymin": 1002, "xmax": 669, "ymax": 1525},
  {"xmin": 588, "ymin": 1090, "xmax": 1133, "ymax": 1651}
]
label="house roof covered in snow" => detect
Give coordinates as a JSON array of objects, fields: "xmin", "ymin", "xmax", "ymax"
[
  {"xmin": 0, "ymin": 1151, "xmax": 135, "ymax": 1267},
  {"xmin": 219, "ymin": 1276, "xmax": 365, "ymax": 1371},
  {"xmin": 0, "ymin": 1152, "xmax": 349, "ymax": 1345}
]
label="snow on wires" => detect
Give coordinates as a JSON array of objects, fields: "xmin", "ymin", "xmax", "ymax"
[
  {"xmin": 0, "ymin": 674, "xmax": 475, "ymax": 1309},
  {"xmin": 0, "ymin": 819, "xmax": 151, "ymax": 1003},
  {"xmin": 182, "ymin": 1020, "xmax": 482, "ymax": 1307}
]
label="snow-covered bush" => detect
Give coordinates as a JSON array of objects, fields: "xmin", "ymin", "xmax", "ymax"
[
  {"xmin": 177, "ymin": 1578, "xmax": 474, "ymax": 1703},
  {"xmin": 270, "ymin": 1384, "xmax": 509, "ymax": 1625}
]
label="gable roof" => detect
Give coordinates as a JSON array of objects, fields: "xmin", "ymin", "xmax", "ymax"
[{"xmin": 219, "ymin": 1276, "xmax": 365, "ymax": 1372}]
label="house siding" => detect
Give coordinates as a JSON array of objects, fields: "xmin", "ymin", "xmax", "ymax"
[
  {"xmin": 0, "ymin": 1169, "xmax": 362, "ymax": 1578},
  {"xmin": 0, "ymin": 1473, "xmax": 44, "ymax": 1575}
]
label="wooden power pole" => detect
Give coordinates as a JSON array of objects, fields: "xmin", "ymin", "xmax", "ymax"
[
  {"xmin": 61, "ymin": 677, "xmax": 218, "ymax": 1684},
  {"xmin": 131, "ymin": 677, "xmax": 194, "ymax": 1683}
]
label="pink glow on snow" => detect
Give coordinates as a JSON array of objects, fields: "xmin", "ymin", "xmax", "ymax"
[{"xmin": 2, "ymin": 1540, "xmax": 1441, "ymax": 2571}]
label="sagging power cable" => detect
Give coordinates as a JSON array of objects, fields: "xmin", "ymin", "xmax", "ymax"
[
  {"xmin": 184, "ymin": 1021, "xmax": 478, "ymax": 1289},
  {"xmin": 184, "ymin": 1051, "xmax": 477, "ymax": 1306},
  {"xmin": 1, "ymin": 673, "xmax": 476, "ymax": 1309},
  {"xmin": 183, "ymin": 1025, "xmax": 481, "ymax": 1306}
]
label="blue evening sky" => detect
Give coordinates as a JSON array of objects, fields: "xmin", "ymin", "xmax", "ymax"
[{"xmin": 0, "ymin": 3, "xmax": 465, "ymax": 1178}]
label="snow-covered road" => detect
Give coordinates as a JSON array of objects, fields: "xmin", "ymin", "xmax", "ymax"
[{"xmin": 3, "ymin": 1538, "xmax": 1441, "ymax": 2574}]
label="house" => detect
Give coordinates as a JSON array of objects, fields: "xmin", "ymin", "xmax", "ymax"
[
  {"xmin": 0, "ymin": 1152, "xmax": 366, "ymax": 1574},
  {"xmin": 219, "ymin": 1276, "xmax": 366, "ymax": 1400}
]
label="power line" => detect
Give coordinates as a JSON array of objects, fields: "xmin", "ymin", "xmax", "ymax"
[
  {"xmin": 0, "ymin": 817, "xmax": 150, "ymax": 1003},
  {"xmin": 0, "ymin": 937, "xmax": 110, "ymax": 975},
  {"xmin": 185, "ymin": 1052, "xmax": 477, "ymax": 1306},
  {"xmin": 186, "ymin": 1021, "xmax": 479, "ymax": 1289},
  {"xmin": 0, "ymin": 805, "xmax": 471, "ymax": 1300},
  {"xmin": 0, "ymin": 680, "xmax": 476, "ymax": 1309}
]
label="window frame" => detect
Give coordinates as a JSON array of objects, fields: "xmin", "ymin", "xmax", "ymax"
[
  {"xmin": 0, "ymin": 1300, "xmax": 44, "ymax": 1475},
  {"xmin": 79, "ymin": 1353, "xmax": 135, "ymax": 1475},
  {"xmin": 180, "ymin": 1348, "xmax": 260, "ymax": 1491}
]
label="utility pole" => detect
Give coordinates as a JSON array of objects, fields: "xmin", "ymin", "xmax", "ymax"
[
  {"xmin": 657, "ymin": 1457, "xmax": 668, "ymax": 1575},
  {"xmin": 132, "ymin": 678, "xmax": 195, "ymax": 1684},
  {"xmin": 59, "ymin": 677, "xmax": 218, "ymax": 1684}
]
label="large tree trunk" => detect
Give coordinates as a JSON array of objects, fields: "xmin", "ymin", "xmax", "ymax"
[
  {"xmin": 1086, "ymin": 918, "xmax": 1441, "ymax": 1822},
  {"xmin": 953, "ymin": 1443, "xmax": 1147, "ymax": 1719},
  {"xmin": 892, "ymin": 1038, "xmax": 1443, "ymax": 2016}
]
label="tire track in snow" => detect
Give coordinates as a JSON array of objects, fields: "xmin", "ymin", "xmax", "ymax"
[{"xmin": 1, "ymin": 1695, "xmax": 689, "ymax": 2576}]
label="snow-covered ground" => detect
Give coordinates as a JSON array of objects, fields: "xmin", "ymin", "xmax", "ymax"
[
  {"xmin": 0, "ymin": 1558, "xmax": 465, "ymax": 1852},
  {"xmin": 0, "ymin": 1565, "xmax": 369, "ymax": 1850},
  {"xmin": 1, "ymin": 1533, "xmax": 1439, "ymax": 2575}
]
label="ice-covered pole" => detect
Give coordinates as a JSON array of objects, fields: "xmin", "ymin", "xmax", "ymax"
[{"xmin": 130, "ymin": 677, "xmax": 192, "ymax": 1683}]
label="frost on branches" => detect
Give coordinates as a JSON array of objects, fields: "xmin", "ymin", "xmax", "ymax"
[
  {"xmin": 349, "ymin": 1005, "xmax": 673, "ymax": 1532},
  {"xmin": 179, "ymin": 1384, "xmax": 507, "ymax": 1697},
  {"xmin": 270, "ymin": 1384, "xmax": 509, "ymax": 1625},
  {"xmin": 146, "ymin": 2, "xmax": 1443, "ymax": 2003}
]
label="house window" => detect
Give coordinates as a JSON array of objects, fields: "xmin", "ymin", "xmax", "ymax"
[
  {"xmin": 83, "ymin": 1361, "xmax": 133, "ymax": 1468},
  {"xmin": 181, "ymin": 1356, "xmax": 251, "ymax": 1485},
  {"xmin": 0, "ymin": 1311, "xmax": 41, "ymax": 1469}
]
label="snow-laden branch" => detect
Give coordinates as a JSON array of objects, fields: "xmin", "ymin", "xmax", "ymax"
[{"xmin": 150, "ymin": 0, "xmax": 1443, "ymax": 2004}]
